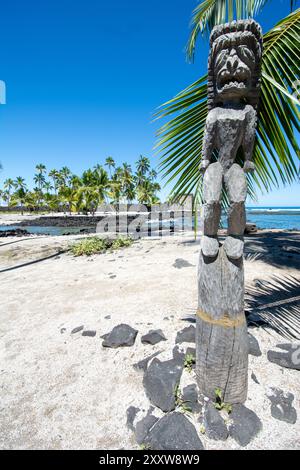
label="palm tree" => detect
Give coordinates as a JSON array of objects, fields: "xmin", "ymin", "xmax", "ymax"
[
  {"xmin": 48, "ymin": 169, "xmax": 60, "ymax": 195},
  {"xmin": 36, "ymin": 163, "xmax": 46, "ymax": 174},
  {"xmin": 12, "ymin": 177, "xmax": 28, "ymax": 215},
  {"xmin": 3, "ymin": 178, "xmax": 16, "ymax": 206},
  {"xmin": 120, "ymin": 163, "xmax": 134, "ymax": 202},
  {"xmin": 136, "ymin": 155, "xmax": 151, "ymax": 177},
  {"xmin": 105, "ymin": 156, "xmax": 115, "ymax": 177},
  {"xmin": 156, "ymin": 1, "xmax": 300, "ymax": 205},
  {"xmin": 15, "ymin": 176, "xmax": 27, "ymax": 190},
  {"xmin": 44, "ymin": 181, "xmax": 53, "ymax": 193},
  {"xmin": 137, "ymin": 179, "xmax": 161, "ymax": 205},
  {"xmin": 33, "ymin": 173, "xmax": 46, "ymax": 210},
  {"xmin": 23, "ymin": 192, "xmax": 37, "ymax": 212},
  {"xmin": 149, "ymin": 169, "xmax": 158, "ymax": 181},
  {"xmin": 93, "ymin": 166, "xmax": 110, "ymax": 205},
  {"xmin": 60, "ymin": 166, "xmax": 71, "ymax": 186}
]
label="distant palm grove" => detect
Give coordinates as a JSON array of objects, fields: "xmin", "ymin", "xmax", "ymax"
[{"xmin": 0, "ymin": 156, "xmax": 161, "ymax": 214}]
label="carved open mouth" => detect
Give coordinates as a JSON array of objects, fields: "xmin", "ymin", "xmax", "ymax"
[
  {"xmin": 220, "ymin": 80, "xmax": 247, "ymax": 91},
  {"xmin": 217, "ymin": 71, "xmax": 250, "ymax": 93}
]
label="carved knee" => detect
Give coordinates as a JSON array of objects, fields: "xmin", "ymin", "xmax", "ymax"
[
  {"xmin": 224, "ymin": 164, "xmax": 247, "ymax": 203},
  {"xmin": 203, "ymin": 162, "xmax": 223, "ymax": 204}
]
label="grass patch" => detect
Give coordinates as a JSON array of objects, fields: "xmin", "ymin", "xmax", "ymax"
[
  {"xmin": 184, "ymin": 353, "xmax": 196, "ymax": 373},
  {"xmin": 214, "ymin": 387, "xmax": 232, "ymax": 414},
  {"xmin": 69, "ymin": 236, "xmax": 133, "ymax": 256}
]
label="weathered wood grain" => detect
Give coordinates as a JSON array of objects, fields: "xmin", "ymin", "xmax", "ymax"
[{"xmin": 196, "ymin": 245, "xmax": 248, "ymax": 404}]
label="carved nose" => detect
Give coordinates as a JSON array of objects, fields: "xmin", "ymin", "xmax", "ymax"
[{"xmin": 226, "ymin": 55, "xmax": 239, "ymax": 73}]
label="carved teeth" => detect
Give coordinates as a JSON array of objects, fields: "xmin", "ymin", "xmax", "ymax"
[{"xmin": 219, "ymin": 81, "xmax": 247, "ymax": 92}]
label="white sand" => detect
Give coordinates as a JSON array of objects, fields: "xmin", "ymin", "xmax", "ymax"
[{"xmin": 0, "ymin": 232, "xmax": 299, "ymax": 449}]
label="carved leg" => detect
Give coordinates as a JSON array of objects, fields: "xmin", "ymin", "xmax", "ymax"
[
  {"xmin": 202, "ymin": 162, "xmax": 222, "ymax": 257},
  {"xmin": 223, "ymin": 164, "xmax": 247, "ymax": 259}
]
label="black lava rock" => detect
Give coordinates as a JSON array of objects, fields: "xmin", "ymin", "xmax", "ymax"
[
  {"xmin": 133, "ymin": 352, "xmax": 161, "ymax": 372},
  {"xmin": 182, "ymin": 384, "xmax": 201, "ymax": 414},
  {"xmin": 82, "ymin": 330, "xmax": 96, "ymax": 337},
  {"xmin": 145, "ymin": 412, "xmax": 204, "ymax": 450},
  {"xmin": 248, "ymin": 333, "xmax": 262, "ymax": 357},
  {"xmin": 229, "ymin": 405, "xmax": 262, "ymax": 447},
  {"xmin": 202, "ymin": 402, "xmax": 228, "ymax": 441},
  {"xmin": 143, "ymin": 357, "xmax": 183, "ymax": 412},
  {"xmin": 71, "ymin": 325, "xmax": 84, "ymax": 334},
  {"xmin": 102, "ymin": 324, "xmax": 138, "ymax": 348},
  {"xmin": 175, "ymin": 325, "xmax": 196, "ymax": 344},
  {"xmin": 135, "ymin": 407, "xmax": 159, "ymax": 445},
  {"xmin": 141, "ymin": 329, "xmax": 167, "ymax": 345}
]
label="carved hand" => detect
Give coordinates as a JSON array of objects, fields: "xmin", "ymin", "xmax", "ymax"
[
  {"xmin": 199, "ymin": 159, "xmax": 210, "ymax": 174},
  {"xmin": 243, "ymin": 161, "xmax": 255, "ymax": 173}
]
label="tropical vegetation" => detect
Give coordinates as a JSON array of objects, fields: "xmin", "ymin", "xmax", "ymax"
[
  {"xmin": 156, "ymin": 0, "xmax": 300, "ymax": 206},
  {"xmin": 69, "ymin": 236, "xmax": 133, "ymax": 256},
  {"xmin": 0, "ymin": 156, "xmax": 161, "ymax": 214}
]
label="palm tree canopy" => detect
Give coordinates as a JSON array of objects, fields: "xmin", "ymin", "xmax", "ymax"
[
  {"xmin": 35, "ymin": 163, "xmax": 46, "ymax": 174},
  {"xmin": 156, "ymin": 5, "xmax": 300, "ymax": 204},
  {"xmin": 15, "ymin": 176, "xmax": 27, "ymax": 189},
  {"xmin": 105, "ymin": 156, "xmax": 115, "ymax": 168},
  {"xmin": 4, "ymin": 178, "xmax": 15, "ymax": 190},
  {"xmin": 136, "ymin": 155, "xmax": 151, "ymax": 176},
  {"xmin": 187, "ymin": 0, "xmax": 270, "ymax": 60}
]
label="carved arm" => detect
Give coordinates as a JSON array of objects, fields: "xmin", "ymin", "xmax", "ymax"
[
  {"xmin": 243, "ymin": 107, "xmax": 257, "ymax": 173},
  {"xmin": 200, "ymin": 115, "xmax": 216, "ymax": 173}
]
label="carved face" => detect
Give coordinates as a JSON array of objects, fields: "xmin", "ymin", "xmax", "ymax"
[{"xmin": 213, "ymin": 33, "xmax": 257, "ymax": 102}]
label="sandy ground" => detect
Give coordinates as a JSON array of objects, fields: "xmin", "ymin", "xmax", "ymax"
[{"xmin": 0, "ymin": 231, "xmax": 299, "ymax": 450}]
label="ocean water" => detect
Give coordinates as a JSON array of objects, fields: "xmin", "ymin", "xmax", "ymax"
[
  {"xmin": 245, "ymin": 206, "xmax": 300, "ymax": 230},
  {"xmin": 0, "ymin": 207, "xmax": 299, "ymax": 235},
  {"xmin": 0, "ymin": 225, "xmax": 90, "ymax": 236}
]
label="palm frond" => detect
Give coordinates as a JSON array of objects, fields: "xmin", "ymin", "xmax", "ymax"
[
  {"xmin": 245, "ymin": 275, "xmax": 300, "ymax": 340},
  {"xmin": 187, "ymin": 0, "xmax": 270, "ymax": 61},
  {"xmin": 156, "ymin": 9, "xmax": 300, "ymax": 204}
]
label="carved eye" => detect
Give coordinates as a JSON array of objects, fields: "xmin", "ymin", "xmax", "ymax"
[
  {"xmin": 237, "ymin": 46, "xmax": 255, "ymax": 65},
  {"xmin": 215, "ymin": 49, "xmax": 229, "ymax": 70}
]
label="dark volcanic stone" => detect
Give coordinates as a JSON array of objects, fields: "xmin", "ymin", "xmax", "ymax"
[
  {"xmin": 141, "ymin": 329, "xmax": 167, "ymax": 345},
  {"xmin": 267, "ymin": 343, "xmax": 300, "ymax": 371},
  {"xmin": 102, "ymin": 324, "xmax": 138, "ymax": 348},
  {"xmin": 126, "ymin": 406, "xmax": 140, "ymax": 432},
  {"xmin": 82, "ymin": 330, "xmax": 96, "ymax": 337},
  {"xmin": 175, "ymin": 325, "xmax": 196, "ymax": 344},
  {"xmin": 0, "ymin": 228, "xmax": 30, "ymax": 237},
  {"xmin": 172, "ymin": 346, "xmax": 186, "ymax": 366},
  {"xmin": 71, "ymin": 325, "xmax": 84, "ymax": 334},
  {"xmin": 182, "ymin": 384, "xmax": 201, "ymax": 413},
  {"xmin": 248, "ymin": 333, "xmax": 262, "ymax": 357},
  {"xmin": 251, "ymin": 372, "xmax": 260, "ymax": 384},
  {"xmin": 180, "ymin": 314, "xmax": 196, "ymax": 323},
  {"xmin": 135, "ymin": 407, "xmax": 159, "ymax": 445},
  {"xmin": 145, "ymin": 412, "xmax": 204, "ymax": 450},
  {"xmin": 266, "ymin": 387, "xmax": 297, "ymax": 424},
  {"xmin": 143, "ymin": 358, "xmax": 183, "ymax": 412},
  {"xmin": 229, "ymin": 405, "xmax": 262, "ymax": 447},
  {"xmin": 203, "ymin": 402, "xmax": 228, "ymax": 441},
  {"xmin": 133, "ymin": 352, "xmax": 161, "ymax": 372}
]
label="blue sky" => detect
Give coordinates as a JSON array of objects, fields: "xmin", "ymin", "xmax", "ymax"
[{"xmin": 0, "ymin": 0, "xmax": 299, "ymax": 205}]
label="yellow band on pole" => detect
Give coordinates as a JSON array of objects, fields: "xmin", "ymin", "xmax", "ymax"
[{"xmin": 197, "ymin": 308, "xmax": 246, "ymax": 328}]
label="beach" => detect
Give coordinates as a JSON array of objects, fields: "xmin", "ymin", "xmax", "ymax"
[{"xmin": 0, "ymin": 224, "xmax": 299, "ymax": 450}]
